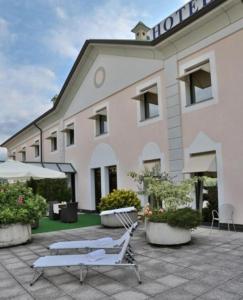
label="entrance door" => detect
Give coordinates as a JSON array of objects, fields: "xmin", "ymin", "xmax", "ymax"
[
  {"xmin": 108, "ymin": 165, "xmax": 117, "ymax": 193},
  {"xmin": 194, "ymin": 171, "xmax": 218, "ymax": 225},
  {"xmin": 94, "ymin": 168, "xmax": 102, "ymax": 210}
]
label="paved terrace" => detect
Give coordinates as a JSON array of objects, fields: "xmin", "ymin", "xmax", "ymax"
[{"xmin": 1, "ymin": 226, "xmax": 243, "ymax": 300}]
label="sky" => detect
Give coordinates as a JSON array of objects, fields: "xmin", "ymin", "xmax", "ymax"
[{"xmin": 0, "ymin": 0, "xmax": 187, "ymax": 144}]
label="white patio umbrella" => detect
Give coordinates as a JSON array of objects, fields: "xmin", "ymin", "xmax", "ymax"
[{"xmin": 0, "ymin": 160, "xmax": 66, "ymax": 180}]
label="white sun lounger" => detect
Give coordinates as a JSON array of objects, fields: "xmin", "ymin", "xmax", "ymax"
[
  {"xmin": 30, "ymin": 231, "xmax": 141, "ymax": 285},
  {"xmin": 48, "ymin": 207, "xmax": 138, "ymax": 253},
  {"xmin": 48, "ymin": 227, "xmax": 135, "ymax": 252}
]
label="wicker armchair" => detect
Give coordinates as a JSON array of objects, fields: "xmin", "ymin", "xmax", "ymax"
[{"xmin": 60, "ymin": 202, "xmax": 78, "ymax": 223}]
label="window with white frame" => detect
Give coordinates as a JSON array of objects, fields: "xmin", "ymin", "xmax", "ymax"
[
  {"xmin": 133, "ymin": 84, "xmax": 159, "ymax": 121},
  {"xmin": 46, "ymin": 131, "xmax": 57, "ymax": 152},
  {"xmin": 31, "ymin": 140, "xmax": 40, "ymax": 158},
  {"xmin": 89, "ymin": 107, "xmax": 108, "ymax": 136},
  {"xmin": 51, "ymin": 134, "xmax": 57, "ymax": 152},
  {"xmin": 20, "ymin": 147, "xmax": 26, "ymax": 162},
  {"xmin": 34, "ymin": 141, "xmax": 40, "ymax": 158},
  {"xmin": 11, "ymin": 151, "xmax": 16, "ymax": 160},
  {"xmin": 143, "ymin": 159, "xmax": 161, "ymax": 175},
  {"xmin": 179, "ymin": 60, "xmax": 212, "ymax": 106},
  {"xmin": 96, "ymin": 108, "xmax": 107, "ymax": 136},
  {"xmin": 62, "ymin": 124, "xmax": 74, "ymax": 146}
]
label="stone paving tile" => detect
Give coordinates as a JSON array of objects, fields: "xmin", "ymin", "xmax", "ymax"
[
  {"xmin": 30, "ymin": 285, "xmax": 66, "ymax": 299},
  {"xmin": 180, "ymin": 279, "xmax": 213, "ymax": 296},
  {"xmin": 65, "ymin": 284, "xmax": 107, "ymax": 300},
  {"xmin": 1, "ymin": 226, "xmax": 243, "ymax": 300},
  {"xmin": 135, "ymin": 280, "xmax": 170, "ymax": 296},
  {"xmin": 0, "ymin": 284, "xmax": 27, "ymax": 299},
  {"xmin": 198, "ymin": 288, "xmax": 242, "ymax": 300},
  {"xmin": 9, "ymin": 293, "xmax": 34, "ymax": 300},
  {"xmin": 156, "ymin": 274, "xmax": 189, "ymax": 287},
  {"xmin": 153, "ymin": 286, "xmax": 195, "ymax": 300},
  {"xmin": 112, "ymin": 290, "xmax": 149, "ymax": 300}
]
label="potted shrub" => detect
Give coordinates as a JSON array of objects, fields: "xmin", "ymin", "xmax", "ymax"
[
  {"xmin": 129, "ymin": 168, "xmax": 201, "ymax": 245},
  {"xmin": 99, "ymin": 189, "xmax": 141, "ymax": 227},
  {"xmin": 143, "ymin": 179, "xmax": 201, "ymax": 245},
  {"xmin": 0, "ymin": 182, "xmax": 47, "ymax": 247}
]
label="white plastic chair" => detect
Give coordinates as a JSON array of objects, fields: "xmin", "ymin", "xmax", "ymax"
[
  {"xmin": 211, "ymin": 209, "xmax": 220, "ymax": 232},
  {"xmin": 211, "ymin": 204, "xmax": 236, "ymax": 232}
]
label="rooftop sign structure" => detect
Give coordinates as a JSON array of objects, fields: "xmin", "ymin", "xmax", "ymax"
[{"xmin": 149, "ymin": 0, "xmax": 215, "ymax": 40}]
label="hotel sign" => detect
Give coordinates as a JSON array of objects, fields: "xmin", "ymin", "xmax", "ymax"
[{"xmin": 149, "ymin": 0, "xmax": 215, "ymax": 40}]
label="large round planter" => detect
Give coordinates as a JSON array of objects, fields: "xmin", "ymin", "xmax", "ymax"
[
  {"xmin": 0, "ymin": 223, "xmax": 32, "ymax": 248},
  {"xmin": 146, "ymin": 221, "xmax": 191, "ymax": 245},
  {"xmin": 101, "ymin": 211, "xmax": 138, "ymax": 228}
]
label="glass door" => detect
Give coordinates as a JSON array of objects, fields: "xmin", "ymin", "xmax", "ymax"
[
  {"xmin": 94, "ymin": 168, "xmax": 102, "ymax": 210},
  {"xmin": 108, "ymin": 165, "xmax": 117, "ymax": 193}
]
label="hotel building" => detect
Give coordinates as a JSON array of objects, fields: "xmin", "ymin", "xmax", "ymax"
[{"xmin": 2, "ymin": 0, "xmax": 243, "ymax": 226}]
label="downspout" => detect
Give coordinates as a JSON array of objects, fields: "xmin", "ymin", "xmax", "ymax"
[{"xmin": 34, "ymin": 123, "xmax": 43, "ymax": 164}]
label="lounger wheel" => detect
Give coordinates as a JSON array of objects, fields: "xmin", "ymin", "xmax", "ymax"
[{"xmin": 139, "ymin": 280, "xmax": 142, "ymax": 284}]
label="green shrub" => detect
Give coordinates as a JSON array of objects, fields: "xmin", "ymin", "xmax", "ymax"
[
  {"xmin": 27, "ymin": 178, "xmax": 72, "ymax": 203},
  {"xmin": 0, "ymin": 182, "xmax": 47, "ymax": 225},
  {"xmin": 99, "ymin": 189, "xmax": 141, "ymax": 212},
  {"xmin": 148, "ymin": 207, "xmax": 201, "ymax": 229}
]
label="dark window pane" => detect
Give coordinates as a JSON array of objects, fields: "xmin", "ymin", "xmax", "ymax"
[
  {"xmin": 94, "ymin": 168, "xmax": 101, "ymax": 210},
  {"xmin": 67, "ymin": 129, "xmax": 74, "ymax": 146},
  {"xmin": 51, "ymin": 137, "xmax": 57, "ymax": 151},
  {"xmin": 144, "ymin": 91, "xmax": 159, "ymax": 119},
  {"xmin": 35, "ymin": 146, "xmax": 40, "ymax": 157},
  {"xmin": 99, "ymin": 115, "xmax": 107, "ymax": 135},
  {"xmin": 188, "ymin": 63, "xmax": 212, "ymax": 104},
  {"xmin": 22, "ymin": 152, "xmax": 26, "ymax": 162},
  {"xmin": 108, "ymin": 165, "xmax": 117, "ymax": 192}
]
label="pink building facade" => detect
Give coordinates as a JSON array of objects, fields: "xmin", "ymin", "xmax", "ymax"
[{"xmin": 3, "ymin": 0, "xmax": 243, "ymax": 226}]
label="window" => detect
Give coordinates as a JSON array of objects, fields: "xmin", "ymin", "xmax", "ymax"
[
  {"xmin": 89, "ymin": 108, "xmax": 108, "ymax": 136},
  {"xmin": 180, "ymin": 61, "xmax": 212, "ymax": 106},
  {"xmin": 51, "ymin": 135, "xmax": 57, "ymax": 152},
  {"xmin": 143, "ymin": 159, "xmax": 161, "ymax": 206},
  {"xmin": 34, "ymin": 144, "xmax": 40, "ymax": 158},
  {"xmin": 143, "ymin": 159, "xmax": 161, "ymax": 175},
  {"xmin": 66, "ymin": 126, "xmax": 74, "ymax": 146},
  {"xmin": 46, "ymin": 131, "xmax": 57, "ymax": 152},
  {"xmin": 62, "ymin": 124, "xmax": 74, "ymax": 146},
  {"xmin": 133, "ymin": 84, "xmax": 159, "ymax": 121},
  {"xmin": 108, "ymin": 165, "xmax": 117, "ymax": 193},
  {"xmin": 97, "ymin": 112, "xmax": 107, "ymax": 136},
  {"xmin": 21, "ymin": 148, "xmax": 26, "ymax": 162},
  {"xmin": 11, "ymin": 152, "xmax": 16, "ymax": 160},
  {"xmin": 32, "ymin": 140, "xmax": 40, "ymax": 158}
]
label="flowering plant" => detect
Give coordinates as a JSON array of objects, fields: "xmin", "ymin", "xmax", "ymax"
[{"xmin": 0, "ymin": 182, "xmax": 47, "ymax": 225}]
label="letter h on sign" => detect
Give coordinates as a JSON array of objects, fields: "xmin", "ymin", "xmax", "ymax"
[{"xmin": 153, "ymin": 24, "xmax": 161, "ymax": 40}]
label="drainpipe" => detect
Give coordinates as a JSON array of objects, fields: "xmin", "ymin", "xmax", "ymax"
[{"xmin": 34, "ymin": 123, "xmax": 43, "ymax": 164}]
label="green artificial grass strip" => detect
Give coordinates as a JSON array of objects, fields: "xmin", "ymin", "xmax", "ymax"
[{"xmin": 32, "ymin": 213, "xmax": 101, "ymax": 234}]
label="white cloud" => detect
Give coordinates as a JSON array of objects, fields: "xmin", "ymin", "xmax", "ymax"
[
  {"xmin": 0, "ymin": 62, "xmax": 58, "ymax": 143},
  {"xmin": 0, "ymin": 17, "xmax": 58, "ymax": 143},
  {"xmin": 45, "ymin": 0, "xmax": 147, "ymax": 59},
  {"xmin": 55, "ymin": 6, "xmax": 67, "ymax": 20}
]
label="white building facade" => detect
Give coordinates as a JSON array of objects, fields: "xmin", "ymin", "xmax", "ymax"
[{"xmin": 2, "ymin": 0, "xmax": 243, "ymax": 226}]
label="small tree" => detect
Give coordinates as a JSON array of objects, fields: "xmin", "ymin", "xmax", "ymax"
[
  {"xmin": 129, "ymin": 168, "xmax": 196, "ymax": 210},
  {"xmin": 146, "ymin": 178, "xmax": 195, "ymax": 210},
  {"xmin": 128, "ymin": 165, "xmax": 171, "ymax": 208}
]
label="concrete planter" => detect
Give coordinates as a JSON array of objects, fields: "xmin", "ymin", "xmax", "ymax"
[
  {"xmin": 0, "ymin": 223, "xmax": 31, "ymax": 248},
  {"xmin": 101, "ymin": 211, "xmax": 138, "ymax": 228},
  {"xmin": 146, "ymin": 221, "xmax": 191, "ymax": 245}
]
